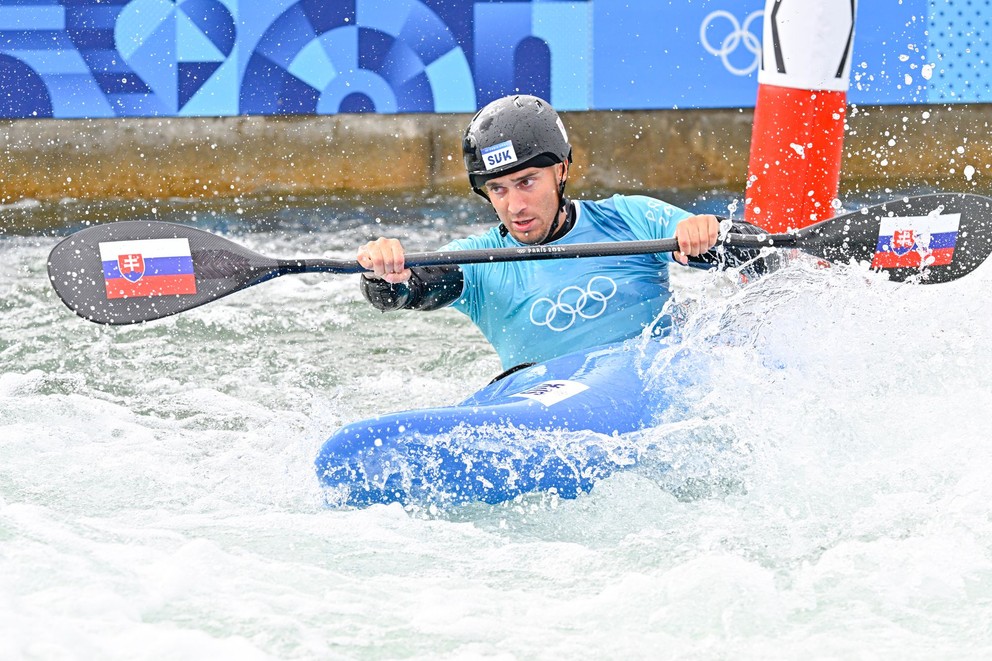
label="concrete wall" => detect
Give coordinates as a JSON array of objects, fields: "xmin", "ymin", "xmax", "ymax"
[{"xmin": 1, "ymin": 104, "xmax": 990, "ymax": 204}]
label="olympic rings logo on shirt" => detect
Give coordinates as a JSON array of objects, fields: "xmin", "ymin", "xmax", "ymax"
[
  {"xmin": 700, "ymin": 10, "xmax": 763, "ymax": 76},
  {"xmin": 530, "ymin": 276, "xmax": 618, "ymax": 332}
]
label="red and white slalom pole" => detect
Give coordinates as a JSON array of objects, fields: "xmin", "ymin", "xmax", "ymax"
[{"xmin": 745, "ymin": 0, "xmax": 857, "ymax": 232}]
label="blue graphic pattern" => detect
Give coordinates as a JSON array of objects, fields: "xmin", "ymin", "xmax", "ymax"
[{"xmin": 0, "ymin": 0, "xmax": 987, "ymax": 118}]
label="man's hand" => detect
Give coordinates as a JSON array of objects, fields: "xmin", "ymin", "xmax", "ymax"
[
  {"xmin": 673, "ymin": 214, "xmax": 720, "ymax": 265},
  {"xmin": 357, "ymin": 237, "xmax": 412, "ymax": 284}
]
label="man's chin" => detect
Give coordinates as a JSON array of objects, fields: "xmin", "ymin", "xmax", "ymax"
[{"xmin": 509, "ymin": 227, "xmax": 547, "ymax": 245}]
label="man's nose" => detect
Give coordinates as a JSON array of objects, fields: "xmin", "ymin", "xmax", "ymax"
[{"xmin": 506, "ymin": 187, "xmax": 527, "ymax": 215}]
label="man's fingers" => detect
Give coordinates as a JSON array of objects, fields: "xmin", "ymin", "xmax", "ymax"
[
  {"xmin": 384, "ymin": 239, "xmax": 405, "ymax": 275},
  {"xmin": 358, "ymin": 238, "xmax": 412, "ymax": 283},
  {"xmin": 379, "ymin": 241, "xmax": 412, "ymax": 281},
  {"xmin": 676, "ymin": 215, "xmax": 720, "ymax": 259},
  {"xmin": 382, "ymin": 269, "xmax": 412, "ymax": 284},
  {"xmin": 677, "ymin": 224, "xmax": 702, "ymax": 257},
  {"xmin": 357, "ymin": 244, "xmax": 375, "ymax": 270}
]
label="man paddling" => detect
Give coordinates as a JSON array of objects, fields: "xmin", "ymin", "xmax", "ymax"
[{"xmin": 357, "ymin": 94, "xmax": 762, "ymax": 370}]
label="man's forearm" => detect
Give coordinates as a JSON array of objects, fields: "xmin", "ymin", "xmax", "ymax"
[{"xmin": 360, "ymin": 264, "xmax": 465, "ymax": 311}]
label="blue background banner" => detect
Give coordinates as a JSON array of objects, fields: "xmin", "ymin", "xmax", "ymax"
[{"xmin": 0, "ymin": 0, "xmax": 987, "ymax": 119}]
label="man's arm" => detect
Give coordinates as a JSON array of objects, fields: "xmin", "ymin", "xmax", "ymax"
[
  {"xmin": 357, "ymin": 237, "xmax": 464, "ymax": 312},
  {"xmin": 360, "ymin": 265, "xmax": 464, "ymax": 311},
  {"xmin": 672, "ymin": 214, "xmax": 720, "ymax": 264},
  {"xmin": 686, "ymin": 219, "xmax": 775, "ymax": 274}
]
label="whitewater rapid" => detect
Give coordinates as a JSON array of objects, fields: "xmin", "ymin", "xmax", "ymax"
[{"xmin": 2, "ymin": 193, "xmax": 990, "ymax": 659}]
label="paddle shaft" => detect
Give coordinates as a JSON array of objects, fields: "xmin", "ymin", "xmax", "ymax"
[{"xmin": 281, "ymin": 233, "xmax": 790, "ymax": 275}]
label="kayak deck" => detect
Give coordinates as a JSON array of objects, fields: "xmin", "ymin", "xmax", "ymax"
[{"xmin": 315, "ymin": 338, "xmax": 679, "ymax": 507}]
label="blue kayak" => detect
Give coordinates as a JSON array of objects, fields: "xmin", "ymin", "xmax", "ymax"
[{"xmin": 315, "ymin": 337, "xmax": 686, "ymax": 507}]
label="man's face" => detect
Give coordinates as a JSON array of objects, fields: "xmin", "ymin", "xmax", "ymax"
[{"xmin": 483, "ymin": 163, "xmax": 565, "ymax": 245}]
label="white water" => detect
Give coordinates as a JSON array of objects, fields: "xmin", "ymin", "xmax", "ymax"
[{"xmin": 2, "ymin": 196, "xmax": 992, "ymax": 659}]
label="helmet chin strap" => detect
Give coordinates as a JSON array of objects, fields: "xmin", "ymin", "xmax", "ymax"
[
  {"xmin": 538, "ymin": 177, "xmax": 569, "ymax": 244},
  {"xmin": 538, "ymin": 164, "xmax": 572, "ymax": 244}
]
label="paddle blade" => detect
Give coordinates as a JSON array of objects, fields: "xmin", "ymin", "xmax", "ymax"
[
  {"xmin": 796, "ymin": 193, "xmax": 992, "ymax": 283},
  {"xmin": 47, "ymin": 221, "xmax": 280, "ymax": 325}
]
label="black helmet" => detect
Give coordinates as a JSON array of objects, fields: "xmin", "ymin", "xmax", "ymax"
[{"xmin": 462, "ymin": 95, "xmax": 572, "ymax": 196}]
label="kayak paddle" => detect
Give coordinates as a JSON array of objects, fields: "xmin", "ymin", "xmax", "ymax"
[{"xmin": 47, "ymin": 193, "xmax": 992, "ymax": 325}]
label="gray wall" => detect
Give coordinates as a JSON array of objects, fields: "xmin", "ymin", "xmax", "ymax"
[{"xmin": 2, "ymin": 105, "xmax": 990, "ymax": 204}]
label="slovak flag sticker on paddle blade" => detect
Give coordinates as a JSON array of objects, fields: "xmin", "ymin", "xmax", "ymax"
[
  {"xmin": 99, "ymin": 238, "xmax": 197, "ymax": 299},
  {"xmin": 871, "ymin": 213, "xmax": 961, "ymax": 269}
]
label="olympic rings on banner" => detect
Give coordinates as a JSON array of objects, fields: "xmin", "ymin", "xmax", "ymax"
[{"xmin": 700, "ymin": 10, "xmax": 764, "ymax": 76}]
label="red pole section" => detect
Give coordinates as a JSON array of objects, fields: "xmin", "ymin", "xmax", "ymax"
[{"xmin": 745, "ymin": 0, "xmax": 857, "ymax": 232}]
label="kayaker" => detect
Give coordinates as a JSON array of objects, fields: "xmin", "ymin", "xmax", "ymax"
[{"xmin": 357, "ymin": 94, "xmax": 764, "ymax": 370}]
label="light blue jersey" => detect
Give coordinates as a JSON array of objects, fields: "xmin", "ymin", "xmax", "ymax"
[{"xmin": 443, "ymin": 194, "xmax": 692, "ymax": 368}]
